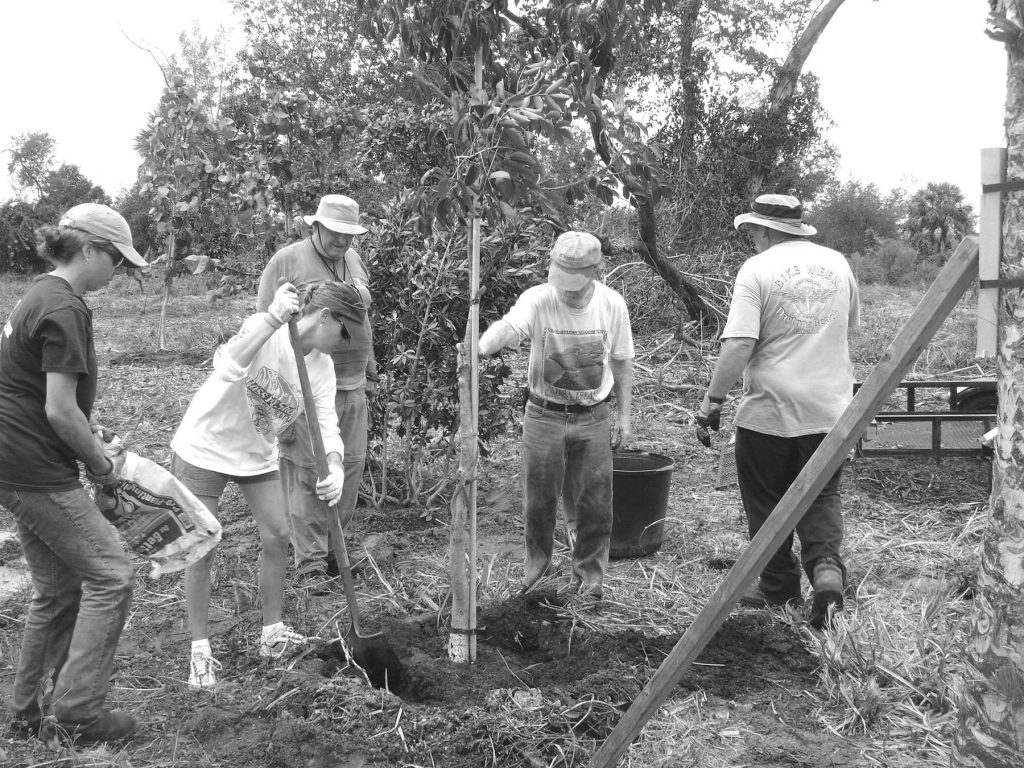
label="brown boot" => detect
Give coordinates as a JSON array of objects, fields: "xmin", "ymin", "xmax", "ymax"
[
  {"xmin": 59, "ymin": 709, "xmax": 136, "ymax": 745},
  {"xmin": 809, "ymin": 560, "xmax": 845, "ymax": 630}
]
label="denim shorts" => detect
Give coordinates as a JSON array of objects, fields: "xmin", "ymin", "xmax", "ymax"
[{"xmin": 170, "ymin": 454, "xmax": 279, "ymax": 498}]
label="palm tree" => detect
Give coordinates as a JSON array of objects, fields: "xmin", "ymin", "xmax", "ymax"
[
  {"xmin": 903, "ymin": 181, "xmax": 976, "ymax": 255},
  {"xmin": 952, "ymin": 3, "xmax": 1024, "ymax": 765}
]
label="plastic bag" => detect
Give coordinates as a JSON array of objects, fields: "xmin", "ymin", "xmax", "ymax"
[{"xmin": 95, "ymin": 451, "xmax": 222, "ymax": 578}]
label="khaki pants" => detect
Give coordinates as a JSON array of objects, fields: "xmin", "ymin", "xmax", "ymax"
[{"xmin": 279, "ymin": 388, "xmax": 367, "ymax": 576}]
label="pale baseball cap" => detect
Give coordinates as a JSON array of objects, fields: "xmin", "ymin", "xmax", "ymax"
[
  {"xmin": 547, "ymin": 231, "xmax": 602, "ymax": 291},
  {"xmin": 303, "ymin": 194, "xmax": 367, "ymax": 235},
  {"xmin": 59, "ymin": 204, "xmax": 148, "ymax": 267}
]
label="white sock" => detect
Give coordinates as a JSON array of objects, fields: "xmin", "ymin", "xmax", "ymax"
[
  {"xmin": 191, "ymin": 639, "xmax": 212, "ymax": 656},
  {"xmin": 262, "ymin": 622, "xmax": 283, "ymax": 638}
]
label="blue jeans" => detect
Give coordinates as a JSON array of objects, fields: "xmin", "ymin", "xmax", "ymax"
[
  {"xmin": 280, "ymin": 388, "xmax": 367, "ymax": 575},
  {"xmin": 522, "ymin": 401, "xmax": 613, "ymax": 591},
  {"xmin": 734, "ymin": 427, "xmax": 846, "ymax": 597},
  {"xmin": 0, "ymin": 486, "xmax": 133, "ymax": 726}
]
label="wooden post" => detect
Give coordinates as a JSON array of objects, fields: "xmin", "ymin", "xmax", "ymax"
[
  {"xmin": 449, "ymin": 47, "xmax": 484, "ymax": 664},
  {"xmin": 158, "ymin": 232, "xmax": 176, "ymax": 351},
  {"xmin": 589, "ymin": 237, "xmax": 981, "ymax": 768},
  {"xmin": 977, "ymin": 148, "xmax": 1006, "ymax": 358}
]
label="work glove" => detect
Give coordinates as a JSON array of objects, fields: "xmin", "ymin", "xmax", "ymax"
[
  {"xmin": 268, "ymin": 283, "xmax": 300, "ymax": 326},
  {"xmin": 85, "ymin": 447, "xmax": 126, "ymax": 487},
  {"xmin": 90, "ymin": 422, "xmax": 117, "ymax": 444},
  {"xmin": 316, "ymin": 464, "xmax": 345, "ymax": 506},
  {"xmin": 695, "ymin": 395, "xmax": 722, "ymax": 448},
  {"xmin": 86, "ymin": 424, "xmax": 126, "ymax": 485},
  {"xmin": 612, "ymin": 417, "xmax": 633, "ymax": 451},
  {"xmin": 365, "ymin": 371, "xmax": 380, "ymax": 397}
]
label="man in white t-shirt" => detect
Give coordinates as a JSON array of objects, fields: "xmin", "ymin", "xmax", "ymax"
[
  {"xmin": 697, "ymin": 194, "xmax": 859, "ymax": 629},
  {"xmin": 478, "ymin": 231, "xmax": 634, "ymax": 598}
]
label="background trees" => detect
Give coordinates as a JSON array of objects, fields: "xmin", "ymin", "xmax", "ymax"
[
  {"xmin": 903, "ymin": 181, "xmax": 976, "ymax": 256},
  {"xmin": 0, "ymin": 132, "xmax": 110, "ymax": 273},
  {"xmin": 0, "ymin": 0, "xmax": 984, "ymax": 499}
]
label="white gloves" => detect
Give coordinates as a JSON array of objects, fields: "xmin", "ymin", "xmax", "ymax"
[
  {"xmin": 316, "ymin": 465, "xmax": 345, "ymax": 506},
  {"xmin": 268, "ymin": 283, "xmax": 300, "ymax": 326}
]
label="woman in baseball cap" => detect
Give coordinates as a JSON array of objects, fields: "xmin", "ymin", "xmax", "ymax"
[
  {"xmin": 0, "ymin": 204, "xmax": 143, "ymax": 742},
  {"xmin": 169, "ymin": 280, "xmax": 366, "ymax": 690}
]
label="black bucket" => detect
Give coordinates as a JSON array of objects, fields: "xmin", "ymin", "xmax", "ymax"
[{"xmin": 610, "ymin": 451, "xmax": 674, "ymax": 559}]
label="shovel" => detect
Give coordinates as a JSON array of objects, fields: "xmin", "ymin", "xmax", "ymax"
[{"xmin": 287, "ymin": 319, "xmax": 403, "ymax": 691}]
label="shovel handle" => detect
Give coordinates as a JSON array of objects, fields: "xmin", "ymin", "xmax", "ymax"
[{"xmin": 286, "ymin": 319, "xmax": 365, "ymax": 635}]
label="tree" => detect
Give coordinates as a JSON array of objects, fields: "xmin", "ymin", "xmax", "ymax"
[
  {"xmin": 903, "ymin": 181, "xmax": 976, "ymax": 256},
  {"xmin": 137, "ymin": 75, "xmax": 238, "ymax": 347},
  {"xmin": 39, "ymin": 164, "xmax": 109, "ymax": 214},
  {"xmin": 5, "ymin": 132, "xmax": 55, "ymax": 200},
  {"xmin": 233, "ymin": 0, "xmax": 421, "ymax": 216},
  {"xmin": 356, "ymin": 0, "xmax": 847, "ymax": 323},
  {"xmin": 951, "ymin": 3, "xmax": 1024, "ymax": 765},
  {"xmin": 1, "ymin": 133, "xmax": 111, "ymax": 273},
  {"xmin": 809, "ymin": 180, "xmax": 902, "ymax": 255},
  {"xmin": 620, "ymin": 1, "xmax": 840, "ymax": 258}
]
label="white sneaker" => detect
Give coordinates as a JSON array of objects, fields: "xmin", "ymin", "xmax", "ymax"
[
  {"xmin": 258, "ymin": 624, "xmax": 308, "ymax": 659},
  {"xmin": 188, "ymin": 649, "xmax": 222, "ymax": 690}
]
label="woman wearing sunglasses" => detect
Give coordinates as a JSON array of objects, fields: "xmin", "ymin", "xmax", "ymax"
[
  {"xmin": 0, "ymin": 203, "xmax": 148, "ymax": 744},
  {"xmin": 170, "ymin": 280, "xmax": 365, "ymax": 690}
]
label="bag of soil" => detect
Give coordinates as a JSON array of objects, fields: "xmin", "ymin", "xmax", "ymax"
[{"xmin": 93, "ymin": 451, "xmax": 222, "ymax": 577}]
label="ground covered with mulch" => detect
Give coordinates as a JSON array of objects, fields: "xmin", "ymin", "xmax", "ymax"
[{"xmin": 0, "ymin": 283, "xmax": 991, "ymax": 767}]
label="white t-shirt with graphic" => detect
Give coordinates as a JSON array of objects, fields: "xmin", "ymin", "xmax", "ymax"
[
  {"xmin": 502, "ymin": 282, "xmax": 634, "ymax": 406},
  {"xmin": 722, "ymin": 239, "xmax": 859, "ymax": 437},
  {"xmin": 171, "ymin": 325, "xmax": 344, "ymax": 475}
]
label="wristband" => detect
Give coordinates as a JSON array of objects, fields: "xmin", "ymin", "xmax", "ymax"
[
  {"xmin": 263, "ymin": 313, "xmax": 284, "ymax": 330},
  {"xmin": 708, "ymin": 395, "xmax": 725, "ymax": 405}
]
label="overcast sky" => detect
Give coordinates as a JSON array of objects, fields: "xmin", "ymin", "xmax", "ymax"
[{"xmin": 0, "ymin": 1, "xmax": 1008, "ymax": 211}]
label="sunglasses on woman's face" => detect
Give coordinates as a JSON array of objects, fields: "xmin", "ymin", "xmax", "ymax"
[{"xmin": 92, "ymin": 241, "xmax": 124, "ymax": 268}]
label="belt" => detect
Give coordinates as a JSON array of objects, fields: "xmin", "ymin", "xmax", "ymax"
[{"xmin": 527, "ymin": 392, "xmax": 608, "ymax": 413}]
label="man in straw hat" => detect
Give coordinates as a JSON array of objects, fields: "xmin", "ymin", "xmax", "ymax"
[
  {"xmin": 257, "ymin": 195, "xmax": 378, "ymax": 592},
  {"xmin": 696, "ymin": 193, "xmax": 859, "ymax": 629},
  {"xmin": 477, "ymin": 231, "xmax": 634, "ymax": 600}
]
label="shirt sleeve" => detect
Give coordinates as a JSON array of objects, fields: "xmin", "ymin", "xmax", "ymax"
[
  {"xmin": 256, "ymin": 255, "xmax": 281, "ymax": 312},
  {"xmin": 211, "ymin": 344, "xmax": 249, "ymax": 382},
  {"xmin": 499, "ymin": 288, "xmax": 539, "ymax": 344},
  {"xmin": 344, "ymin": 249, "xmax": 372, "ymax": 308},
  {"xmin": 310, "ymin": 354, "xmax": 344, "ymax": 459},
  {"xmin": 36, "ymin": 309, "xmax": 91, "ymax": 374},
  {"xmin": 608, "ymin": 294, "xmax": 635, "ymax": 360},
  {"xmin": 721, "ymin": 262, "xmax": 763, "ymax": 340}
]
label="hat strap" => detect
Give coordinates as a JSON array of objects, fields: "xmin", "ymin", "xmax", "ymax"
[{"xmin": 751, "ymin": 200, "xmax": 804, "ymax": 223}]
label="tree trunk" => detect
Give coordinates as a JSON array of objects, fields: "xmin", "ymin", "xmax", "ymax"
[
  {"xmin": 504, "ymin": 4, "xmax": 712, "ymax": 322},
  {"xmin": 673, "ymin": 0, "xmax": 705, "ymax": 164},
  {"xmin": 744, "ymin": 0, "xmax": 848, "ymax": 200},
  {"xmin": 951, "ymin": 3, "xmax": 1024, "ymax": 765},
  {"xmin": 585, "ymin": 110, "xmax": 710, "ymax": 321}
]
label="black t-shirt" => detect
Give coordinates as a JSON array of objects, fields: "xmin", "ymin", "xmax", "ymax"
[{"xmin": 0, "ymin": 275, "xmax": 97, "ymax": 491}]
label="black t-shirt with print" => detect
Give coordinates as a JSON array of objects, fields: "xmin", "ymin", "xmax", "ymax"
[{"xmin": 0, "ymin": 275, "xmax": 97, "ymax": 491}]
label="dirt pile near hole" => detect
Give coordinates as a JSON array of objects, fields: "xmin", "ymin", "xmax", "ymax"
[{"xmin": 167, "ymin": 598, "xmax": 816, "ymax": 767}]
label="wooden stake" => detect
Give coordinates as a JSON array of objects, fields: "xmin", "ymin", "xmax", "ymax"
[
  {"xmin": 158, "ymin": 232, "xmax": 176, "ymax": 351},
  {"xmin": 589, "ymin": 237, "xmax": 981, "ymax": 768},
  {"xmin": 977, "ymin": 148, "xmax": 1006, "ymax": 358},
  {"xmin": 449, "ymin": 47, "xmax": 484, "ymax": 664}
]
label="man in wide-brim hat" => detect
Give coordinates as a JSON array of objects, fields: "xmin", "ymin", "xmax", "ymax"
[
  {"xmin": 256, "ymin": 195, "xmax": 378, "ymax": 592},
  {"xmin": 696, "ymin": 193, "xmax": 859, "ymax": 630}
]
